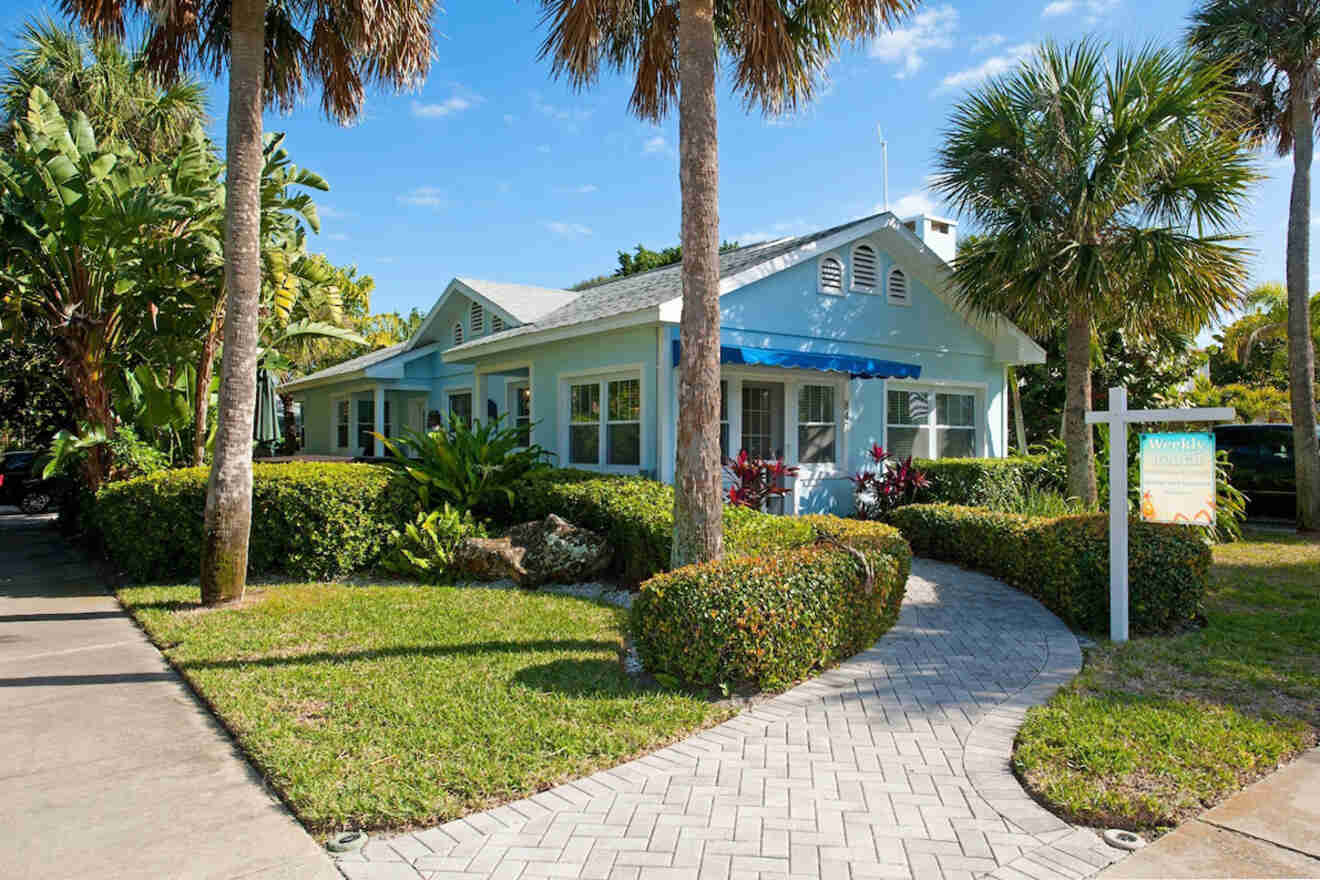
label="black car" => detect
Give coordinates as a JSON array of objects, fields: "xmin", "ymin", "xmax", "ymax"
[
  {"xmin": 1214, "ymin": 423, "xmax": 1320, "ymax": 518},
  {"xmin": 0, "ymin": 450, "xmax": 59, "ymax": 514}
]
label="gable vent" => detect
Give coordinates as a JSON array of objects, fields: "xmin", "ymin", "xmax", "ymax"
[
  {"xmin": 469, "ymin": 301, "xmax": 484, "ymax": 336},
  {"xmin": 887, "ymin": 267, "xmax": 909, "ymax": 306},
  {"xmin": 819, "ymin": 255, "xmax": 844, "ymax": 296},
  {"xmin": 491, "ymin": 314, "xmax": 505, "ymax": 333},
  {"xmin": 453, "ymin": 322, "xmax": 464, "ymax": 345},
  {"xmin": 852, "ymin": 243, "xmax": 878, "ymax": 291}
]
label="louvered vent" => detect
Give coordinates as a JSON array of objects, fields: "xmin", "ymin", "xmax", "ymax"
[
  {"xmin": 491, "ymin": 314, "xmax": 505, "ymax": 333},
  {"xmin": 453, "ymin": 322, "xmax": 464, "ymax": 345},
  {"xmin": 469, "ymin": 301, "xmax": 484, "ymax": 336},
  {"xmin": 852, "ymin": 244, "xmax": 877, "ymax": 291},
  {"xmin": 819, "ymin": 256, "xmax": 844, "ymax": 295},
  {"xmin": 887, "ymin": 267, "xmax": 909, "ymax": 305}
]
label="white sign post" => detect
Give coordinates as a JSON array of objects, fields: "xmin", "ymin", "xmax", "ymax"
[{"xmin": 1085, "ymin": 387, "xmax": 1234, "ymax": 642}]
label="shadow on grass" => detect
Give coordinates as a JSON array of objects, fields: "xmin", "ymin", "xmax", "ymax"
[
  {"xmin": 121, "ymin": 600, "xmax": 201, "ymax": 614},
  {"xmin": 177, "ymin": 638, "xmax": 621, "ymax": 672},
  {"xmin": 512, "ymin": 658, "xmax": 638, "ymax": 698}
]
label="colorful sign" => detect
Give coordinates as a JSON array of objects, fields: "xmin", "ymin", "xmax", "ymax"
[{"xmin": 1139, "ymin": 432, "xmax": 1216, "ymax": 526}]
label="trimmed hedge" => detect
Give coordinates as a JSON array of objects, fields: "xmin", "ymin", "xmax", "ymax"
[
  {"xmin": 631, "ymin": 518, "xmax": 911, "ymax": 691},
  {"xmin": 888, "ymin": 504, "xmax": 1209, "ymax": 634},
  {"xmin": 95, "ymin": 463, "xmax": 412, "ymax": 581},
  {"xmin": 913, "ymin": 456, "xmax": 1056, "ymax": 508}
]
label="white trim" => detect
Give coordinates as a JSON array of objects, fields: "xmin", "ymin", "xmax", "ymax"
[
  {"xmin": 656, "ymin": 327, "xmax": 672, "ymax": 482},
  {"xmin": 407, "ymin": 278, "xmax": 522, "ymax": 351},
  {"xmin": 883, "ymin": 381, "xmax": 987, "ymax": 460},
  {"xmin": 817, "ymin": 252, "xmax": 845, "ymax": 297},
  {"xmin": 330, "ymin": 394, "xmax": 351, "ymax": 453},
  {"xmin": 559, "ymin": 365, "xmax": 646, "ymax": 474},
  {"xmin": 850, "ymin": 241, "xmax": 879, "ymax": 293},
  {"xmin": 444, "ymin": 307, "xmax": 660, "ymax": 362}
]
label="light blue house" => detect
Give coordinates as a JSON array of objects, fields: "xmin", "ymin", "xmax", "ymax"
[{"xmin": 282, "ymin": 212, "xmax": 1045, "ymax": 514}]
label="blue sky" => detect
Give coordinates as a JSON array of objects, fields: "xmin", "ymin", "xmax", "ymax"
[{"xmin": 0, "ymin": 0, "xmax": 1302, "ymax": 331}]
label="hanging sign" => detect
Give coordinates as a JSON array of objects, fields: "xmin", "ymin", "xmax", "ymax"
[{"xmin": 1139, "ymin": 432, "xmax": 1217, "ymax": 526}]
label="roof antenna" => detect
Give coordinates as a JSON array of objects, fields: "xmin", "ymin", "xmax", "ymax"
[{"xmin": 877, "ymin": 124, "xmax": 889, "ymax": 213}]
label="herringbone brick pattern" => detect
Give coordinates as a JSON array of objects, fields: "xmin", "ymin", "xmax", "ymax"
[{"xmin": 336, "ymin": 560, "xmax": 1124, "ymax": 880}]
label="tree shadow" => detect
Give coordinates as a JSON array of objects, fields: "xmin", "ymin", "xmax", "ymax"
[
  {"xmin": 511, "ymin": 658, "xmax": 639, "ymax": 698},
  {"xmin": 177, "ymin": 638, "xmax": 621, "ymax": 672}
]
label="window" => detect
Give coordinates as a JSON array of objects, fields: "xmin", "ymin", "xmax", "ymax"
[
  {"xmin": 932, "ymin": 220, "xmax": 950, "ymax": 234},
  {"xmin": 335, "ymin": 399, "xmax": 350, "ymax": 448},
  {"xmin": 742, "ymin": 385, "xmax": 774, "ymax": 459},
  {"xmin": 851, "ymin": 243, "xmax": 878, "ymax": 292},
  {"xmin": 491, "ymin": 314, "xmax": 506, "ymax": 333},
  {"xmin": 798, "ymin": 385, "xmax": 836, "ymax": 464},
  {"xmin": 887, "ymin": 387, "xmax": 978, "ymax": 459},
  {"xmin": 719, "ymin": 380, "xmax": 729, "ymax": 459},
  {"xmin": 453, "ymin": 322, "xmax": 464, "ymax": 346},
  {"xmin": 607, "ymin": 379, "xmax": 641, "ymax": 465},
  {"xmin": 818, "ymin": 255, "xmax": 844, "ymax": 295},
  {"xmin": 887, "ymin": 267, "xmax": 909, "ymax": 306},
  {"xmin": 470, "ymin": 301, "xmax": 484, "ymax": 337},
  {"xmin": 448, "ymin": 391, "xmax": 472, "ymax": 426},
  {"xmin": 356, "ymin": 400, "xmax": 373, "ymax": 451},
  {"xmin": 569, "ymin": 383, "xmax": 600, "ymax": 465},
  {"xmin": 513, "ymin": 385, "xmax": 531, "ymax": 445}
]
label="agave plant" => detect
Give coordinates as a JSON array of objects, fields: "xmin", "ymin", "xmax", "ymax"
[{"xmin": 376, "ymin": 415, "xmax": 555, "ymax": 515}]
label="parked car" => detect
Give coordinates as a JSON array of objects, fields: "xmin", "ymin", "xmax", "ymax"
[
  {"xmin": 1214, "ymin": 423, "xmax": 1320, "ymax": 518},
  {"xmin": 0, "ymin": 450, "xmax": 60, "ymax": 514}
]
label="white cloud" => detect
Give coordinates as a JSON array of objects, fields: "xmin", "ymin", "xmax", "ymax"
[
  {"xmin": 536, "ymin": 144, "xmax": 552, "ymax": 154},
  {"xmin": 544, "ymin": 221, "xmax": 593, "ymax": 239},
  {"xmin": 1042, "ymin": 0, "xmax": 1074, "ymax": 15},
  {"xmin": 643, "ymin": 135, "xmax": 670, "ymax": 156},
  {"xmin": 569, "ymin": 184, "xmax": 598, "ymax": 194},
  {"xmin": 411, "ymin": 95, "xmax": 478, "ymax": 119},
  {"xmin": 869, "ymin": 5, "xmax": 958, "ymax": 78},
  {"xmin": 885, "ymin": 190, "xmax": 939, "ymax": 217},
  {"xmin": 318, "ymin": 204, "xmax": 347, "ymax": 219},
  {"xmin": 328, "ymin": 233, "xmax": 349, "ymax": 241},
  {"xmin": 1042, "ymin": 0, "xmax": 1117, "ymax": 22},
  {"xmin": 937, "ymin": 43, "xmax": 1035, "ymax": 93},
  {"xmin": 971, "ymin": 33, "xmax": 1006, "ymax": 52},
  {"xmin": 734, "ymin": 218, "xmax": 812, "ymax": 244},
  {"xmin": 532, "ymin": 94, "xmax": 592, "ymax": 133},
  {"xmin": 397, "ymin": 186, "xmax": 446, "ymax": 208}
]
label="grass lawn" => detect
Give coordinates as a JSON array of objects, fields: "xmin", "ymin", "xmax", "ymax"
[
  {"xmin": 118, "ymin": 581, "xmax": 734, "ymax": 833},
  {"xmin": 1014, "ymin": 529, "xmax": 1319, "ymax": 833}
]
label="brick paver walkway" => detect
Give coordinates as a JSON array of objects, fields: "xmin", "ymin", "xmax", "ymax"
[{"xmin": 336, "ymin": 559, "xmax": 1124, "ymax": 880}]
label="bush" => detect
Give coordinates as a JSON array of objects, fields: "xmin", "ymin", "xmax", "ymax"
[
  {"xmin": 630, "ymin": 518, "xmax": 911, "ymax": 691},
  {"xmin": 888, "ymin": 504, "xmax": 1209, "ymax": 634},
  {"xmin": 913, "ymin": 456, "xmax": 1056, "ymax": 508},
  {"xmin": 383, "ymin": 505, "xmax": 487, "ymax": 583},
  {"xmin": 95, "ymin": 462, "xmax": 413, "ymax": 581}
]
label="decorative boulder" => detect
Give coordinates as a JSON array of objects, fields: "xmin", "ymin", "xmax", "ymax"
[{"xmin": 454, "ymin": 514, "xmax": 612, "ymax": 587}]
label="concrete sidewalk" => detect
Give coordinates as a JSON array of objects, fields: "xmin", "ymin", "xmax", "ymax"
[
  {"xmin": 0, "ymin": 510, "xmax": 339, "ymax": 880},
  {"xmin": 1101, "ymin": 748, "xmax": 1320, "ymax": 879}
]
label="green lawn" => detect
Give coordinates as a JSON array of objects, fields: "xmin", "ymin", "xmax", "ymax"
[
  {"xmin": 1014, "ymin": 529, "xmax": 1319, "ymax": 833},
  {"xmin": 118, "ymin": 582, "xmax": 733, "ymax": 833}
]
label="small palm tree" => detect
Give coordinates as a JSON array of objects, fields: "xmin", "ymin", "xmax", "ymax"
[
  {"xmin": 1189, "ymin": 0, "xmax": 1320, "ymax": 532},
  {"xmin": 61, "ymin": 0, "xmax": 438, "ymax": 604},
  {"xmin": 536, "ymin": 0, "xmax": 915, "ymax": 566},
  {"xmin": 935, "ymin": 41, "xmax": 1254, "ymax": 505}
]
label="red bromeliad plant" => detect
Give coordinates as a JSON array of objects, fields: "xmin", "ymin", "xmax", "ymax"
[
  {"xmin": 724, "ymin": 450, "xmax": 799, "ymax": 511},
  {"xmin": 851, "ymin": 443, "xmax": 929, "ymax": 520}
]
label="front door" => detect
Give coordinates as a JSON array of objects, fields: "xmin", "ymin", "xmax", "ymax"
[{"xmin": 408, "ymin": 399, "xmax": 426, "ymax": 435}]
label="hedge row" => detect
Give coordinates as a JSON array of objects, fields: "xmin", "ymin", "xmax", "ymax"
[
  {"xmin": 912, "ymin": 456, "xmax": 1057, "ymax": 508},
  {"xmin": 631, "ymin": 518, "xmax": 911, "ymax": 691},
  {"xmin": 888, "ymin": 504, "xmax": 1209, "ymax": 634},
  {"xmin": 95, "ymin": 463, "xmax": 412, "ymax": 581}
]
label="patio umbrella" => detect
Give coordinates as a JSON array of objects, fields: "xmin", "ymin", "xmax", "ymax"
[{"xmin": 254, "ymin": 367, "xmax": 281, "ymax": 455}]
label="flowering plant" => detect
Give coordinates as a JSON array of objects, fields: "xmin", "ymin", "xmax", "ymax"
[
  {"xmin": 724, "ymin": 450, "xmax": 800, "ymax": 511},
  {"xmin": 850, "ymin": 443, "xmax": 929, "ymax": 520}
]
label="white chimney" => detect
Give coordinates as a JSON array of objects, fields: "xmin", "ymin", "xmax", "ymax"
[{"xmin": 901, "ymin": 214, "xmax": 958, "ymax": 264}]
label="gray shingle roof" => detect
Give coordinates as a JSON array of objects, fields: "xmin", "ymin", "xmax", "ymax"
[
  {"xmin": 455, "ymin": 278, "xmax": 579, "ymax": 323},
  {"xmin": 447, "ymin": 214, "xmax": 886, "ymax": 355},
  {"xmin": 280, "ymin": 342, "xmax": 407, "ymax": 390}
]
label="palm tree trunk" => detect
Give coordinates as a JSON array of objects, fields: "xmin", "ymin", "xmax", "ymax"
[
  {"xmin": 671, "ymin": 0, "xmax": 723, "ymax": 568},
  {"xmin": 1286, "ymin": 68, "xmax": 1320, "ymax": 533},
  {"xmin": 200, "ymin": 0, "xmax": 264, "ymax": 604},
  {"xmin": 1009, "ymin": 365, "xmax": 1027, "ymax": 454},
  {"xmin": 193, "ymin": 300, "xmax": 223, "ymax": 467},
  {"xmin": 1064, "ymin": 303, "xmax": 1097, "ymax": 506}
]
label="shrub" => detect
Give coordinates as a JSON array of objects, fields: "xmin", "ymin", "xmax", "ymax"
[
  {"xmin": 94, "ymin": 462, "xmax": 413, "ymax": 581},
  {"xmin": 913, "ymin": 455, "xmax": 1055, "ymax": 508},
  {"xmin": 383, "ymin": 505, "xmax": 486, "ymax": 583},
  {"xmin": 888, "ymin": 504, "xmax": 1210, "ymax": 634},
  {"xmin": 852, "ymin": 443, "xmax": 929, "ymax": 519},
  {"xmin": 724, "ymin": 451, "xmax": 797, "ymax": 510},
  {"xmin": 630, "ymin": 519, "xmax": 911, "ymax": 691}
]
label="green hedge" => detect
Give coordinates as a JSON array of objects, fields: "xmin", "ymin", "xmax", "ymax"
[
  {"xmin": 888, "ymin": 504, "xmax": 1209, "ymax": 634},
  {"xmin": 912, "ymin": 456, "xmax": 1057, "ymax": 508},
  {"xmin": 630, "ymin": 518, "xmax": 911, "ymax": 691},
  {"xmin": 95, "ymin": 463, "xmax": 412, "ymax": 582}
]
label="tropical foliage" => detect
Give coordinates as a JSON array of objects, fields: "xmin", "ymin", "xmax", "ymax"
[
  {"xmin": 851, "ymin": 444, "xmax": 930, "ymax": 520},
  {"xmin": 382, "ymin": 506, "xmax": 487, "ymax": 583},
  {"xmin": 723, "ymin": 451, "xmax": 798, "ymax": 511}
]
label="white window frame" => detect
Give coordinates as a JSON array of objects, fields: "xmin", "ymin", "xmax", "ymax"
[
  {"xmin": 850, "ymin": 242, "xmax": 879, "ymax": 293},
  {"xmin": 818, "ymin": 253, "xmax": 845, "ymax": 296},
  {"xmin": 558, "ymin": 364, "xmax": 646, "ymax": 474},
  {"xmin": 508, "ymin": 380, "xmax": 531, "ymax": 445},
  {"xmin": 443, "ymin": 384, "xmax": 473, "ymax": 426},
  {"xmin": 331, "ymin": 395, "xmax": 351, "ymax": 452},
  {"xmin": 887, "ymin": 266, "xmax": 911, "ymax": 307},
  {"xmin": 884, "ymin": 379, "xmax": 987, "ymax": 460},
  {"xmin": 797, "ymin": 383, "xmax": 839, "ymax": 466},
  {"xmin": 719, "ymin": 366, "xmax": 848, "ymax": 480}
]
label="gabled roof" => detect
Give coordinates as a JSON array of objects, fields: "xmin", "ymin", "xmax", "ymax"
[
  {"xmin": 280, "ymin": 343, "xmax": 408, "ymax": 392},
  {"xmin": 407, "ymin": 277, "xmax": 579, "ymax": 350}
]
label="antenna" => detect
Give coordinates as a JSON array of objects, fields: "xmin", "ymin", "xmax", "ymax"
[{"xmin": 877, "ymin": 124, "xmax": 889, "ymax": 212}]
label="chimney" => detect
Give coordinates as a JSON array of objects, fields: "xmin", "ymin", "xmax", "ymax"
[{"xmin": 901, "ymin": 214, "xmax": 957, "ymax": 264}]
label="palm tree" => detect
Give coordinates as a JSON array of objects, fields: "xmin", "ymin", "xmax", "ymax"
[
  {"xmin": 1221, "ymin": 282, "xmax": 1320, "ymax": 377},
  {"xmin": 535, "ymin": 0, "xmax": 914, "ymax": 567},
  {"xmin": 935, "ymin": 41, "xmax": 1254, "ymax": 505},
  {"xmin": 62, "ymin": 0, "xmax": 438, "ymax": 604},
  {"xmin": 1190, "ymin": 0, "xmax": 1320, "ymax": 532}
]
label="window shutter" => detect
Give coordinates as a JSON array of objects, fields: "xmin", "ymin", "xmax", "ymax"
[
  {"xmin": 851, "ymin": 244, "xmax": 877, "ymax": 291},
  {"xmin": 819, "ymin": 256, "xmax": 844, "ymax": 295},
  {"xmin": 491, "ymin": 314, "xmax": 505, "ymax": 333},
  {"xmin": 887, "ymin": 267, "xmax": 909, "ymax": 305},
  {"xmin": 470, "ymin": 301, "xmax": 484, "ymax": 335},
  {"xmin": 453, "ymin": 322, "xmax": 464, "ymax": 345}
]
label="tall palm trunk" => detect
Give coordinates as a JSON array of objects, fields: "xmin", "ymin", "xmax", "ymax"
[
  {"xmin": 1286, "ymin": 68, "xmax": 1320, "ymax": 533},
  {"xmin": 200, "ymin": 0, "xmax": 264, "ymax": 604},
  {"xmin": 193, "ymin": 299, "xmax": 223, "ymax": 467},
  {"xmin": 671, "ymin": 0, "xmax": 723, "ymax": 568},
  {"xmin": 1008, "ymin": 365, "xmax": 1027, "ymax": 454},
  {"xmin": 1064, "ymin": 303, "xmax": 1097, "ymax": 506}
]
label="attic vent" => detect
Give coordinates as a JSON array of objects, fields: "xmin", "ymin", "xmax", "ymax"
[
  {"xmin": 469, "ymin": 301, "xmax": 484, "ymax": 336},
  {"xmin": 819, "ymin": 255, "xmax": 844, "ymax": 296},
  {"xmin": 887, "ymin": 267, "xmax": 910, "ymax": 306},
  {"xmin": 851, "ymin": 243, "xmax": 878, "ymax": 291},
  {"xmin": 903, "ymin": 220, "xmax": 917, "ymax": 232},
  {"xmin": 491, "ymin": 314, "xmax": 505, "ymax": 333},
  {"xmin": 453, "ymin": 322, "xmax": 464, "ymax": 346}
]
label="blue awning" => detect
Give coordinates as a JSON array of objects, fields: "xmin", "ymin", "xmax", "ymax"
[{"xmin": 671, "ymin": 340, "xmax": 920, "ymax": 380}]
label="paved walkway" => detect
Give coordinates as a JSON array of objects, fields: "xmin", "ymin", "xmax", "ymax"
[
  {"xmin": 338, "ymin": 559, "xmax": 1124, "ymax": 880},
  {"xmin": 0, "ymin": 510, "xmax": 339, "ymax": 880}
]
